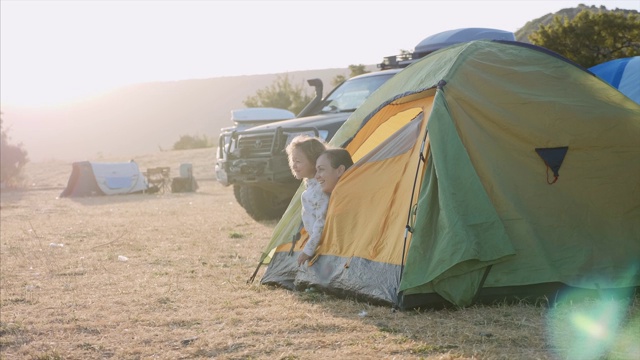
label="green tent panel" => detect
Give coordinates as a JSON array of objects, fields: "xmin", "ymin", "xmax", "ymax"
[{"xmin": 256, "ymin": 40, "xmax": 640, "ymax": 309}]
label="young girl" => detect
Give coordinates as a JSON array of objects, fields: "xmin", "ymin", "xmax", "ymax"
[{"xmin": 285, "ymin": 135, "xmax": 329, "ymax": 266}]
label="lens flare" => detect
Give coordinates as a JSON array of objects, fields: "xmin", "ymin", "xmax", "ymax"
[{"xmin": 546, "ymin": 293, "xmax": 636, "ymax": 359}]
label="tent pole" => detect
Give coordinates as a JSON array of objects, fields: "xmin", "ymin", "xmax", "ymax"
[
  {"xmin": 399, "ymin": 115, "xmax": 430, "ymax": 285},
  {"xmin": 471, "ymin": 265, "xmax": 493, "ymax": 305},
  {"xmin": 247, "ymin": 261, "xmax": 263, "ymax": 284},
  {"xmin": 247, "ymin": 253, "xmax": 269, "ymax": 284}
]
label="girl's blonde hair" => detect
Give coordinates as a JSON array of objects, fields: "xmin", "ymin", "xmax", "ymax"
[{"xmin": 285, "ymin": 135, "xmax": 327, "ymax": 171}]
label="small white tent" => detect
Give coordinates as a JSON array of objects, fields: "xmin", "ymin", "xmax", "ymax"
[{"xmin": 60, "ymin": 161, "xmax": 148, "ymax": 197}]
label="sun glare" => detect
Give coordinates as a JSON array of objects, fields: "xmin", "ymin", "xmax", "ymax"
[
  {"xmin": 570, "ymin": 303, "xmax": 618, "ymax": 340},
  {"xmin": 546, "ymin": 293, "xmax": 637, "ymax": 359}
]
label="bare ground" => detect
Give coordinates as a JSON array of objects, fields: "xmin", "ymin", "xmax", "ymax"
[{"xmin": 1, "ymin": 148, "xmax": 638, "ymax": 360}]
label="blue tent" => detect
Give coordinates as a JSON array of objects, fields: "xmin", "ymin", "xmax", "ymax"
[{"xmin": 589, "ymin": 56, "xmax": 640, "ymax": 104}]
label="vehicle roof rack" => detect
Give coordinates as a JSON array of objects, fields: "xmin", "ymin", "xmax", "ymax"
[{"xmin": 378, "ymin": 28, "xmax": 516, "ymax": 70}]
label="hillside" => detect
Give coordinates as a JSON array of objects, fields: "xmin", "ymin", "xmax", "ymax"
[
  {"xmin": 515, "ymin": 4, "xmax": 638, "ymax": 42},
  {"xmin": 1, "ymin": 68, "xmax": 355, "ymax": 162}
]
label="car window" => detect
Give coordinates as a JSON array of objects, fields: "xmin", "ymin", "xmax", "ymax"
[{"xmin": 321, "ymin": 74, "xmax": 394, "ymax": 113}]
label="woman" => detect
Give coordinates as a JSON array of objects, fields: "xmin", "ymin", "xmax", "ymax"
[{"xmin": 315, "ymin": 148, "xmax": 354, "ymax": 195}]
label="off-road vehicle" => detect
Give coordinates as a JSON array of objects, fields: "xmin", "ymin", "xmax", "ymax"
[
  {"xmin": 216, "ymin": 69, "xmax": 401, "ymax": 220},
  {"xmin": 217, "ymin": 27, "xmax": 515, "ymax": 221},
  {"xmin": 216, "ymin": 107, "xmax": 295, "ymax": 203}
]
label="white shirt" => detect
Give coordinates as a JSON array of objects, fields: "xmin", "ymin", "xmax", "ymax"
[{"xmin": 300, "ymin": 178, "xmax": 329, "ymax": 257}]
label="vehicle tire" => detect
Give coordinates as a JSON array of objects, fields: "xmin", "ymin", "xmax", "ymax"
[
  {"xmin": 239, "ymin": 186, "xmax": 288, "ymax": 221},
  {"xmin": 233, "ymin": 184, "xmax": 243, "ymax": 205}
]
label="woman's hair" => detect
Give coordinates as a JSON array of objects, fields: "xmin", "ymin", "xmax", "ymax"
[
  {"xmin": 320, "ymin": 148, "xmax": 354, "ymax": 170},
  {"xmin": 285, "ymin": 135, "xmax": 327, "ymax": 167}
]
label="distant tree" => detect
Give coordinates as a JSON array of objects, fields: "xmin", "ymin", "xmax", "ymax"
[
  {"xmin": 331, "ymin": 74, "xmax": 346, "ymax": 87},
  {"xmin": 0, "ymin": 115, "xmax": 29, "ymax": 189},
  {"xmin": 331, "ymin": 64, "xmax": 371, "ymax": 87},
  {"xmin": 515, "ymin": 4, "xmax": 639, "ymax": 43},
  {"xmin": 244, "ymin": 74, "xmax": 313, "ymax": 115},
  {"xmin": 529, "ymin": 9, "xmax": 640, "ymax": 67},
  {"xmin": 172, "ymin": 134, "xmax": 212, "ymax": 150}
]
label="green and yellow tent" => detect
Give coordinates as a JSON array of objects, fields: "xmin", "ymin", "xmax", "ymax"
[{"xmin": 254, "ymin": 40, "xmax": 640, "ymax": 309}]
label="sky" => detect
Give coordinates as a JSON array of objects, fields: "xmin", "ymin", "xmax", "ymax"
[{"xmin": 1, "ymin": 0, "xmax": 639, "ymax": 107}]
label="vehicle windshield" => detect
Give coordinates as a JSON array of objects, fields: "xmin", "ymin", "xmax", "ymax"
[{"xmin": 321, "ymin": 73, "xmax": 394, "ymax": 113}]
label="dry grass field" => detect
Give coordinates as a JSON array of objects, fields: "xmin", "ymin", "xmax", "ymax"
[{"xmin": 1, "ymin": 148, "xmax": 638, "ymax": 360}]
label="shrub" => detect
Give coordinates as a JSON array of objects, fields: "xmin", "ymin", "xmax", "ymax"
[
  {"xmin": 0, "ymin": 117, "xmax": 29, "ymax": 189},
  {"xmin": 172, "ymin": 134, "xmax": 213, "ymax": 150}
]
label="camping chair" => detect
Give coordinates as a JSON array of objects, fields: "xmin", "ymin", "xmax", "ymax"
[{"xmin": 145, "ymin": 167, "xmax": 171, "ymax": 194}]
